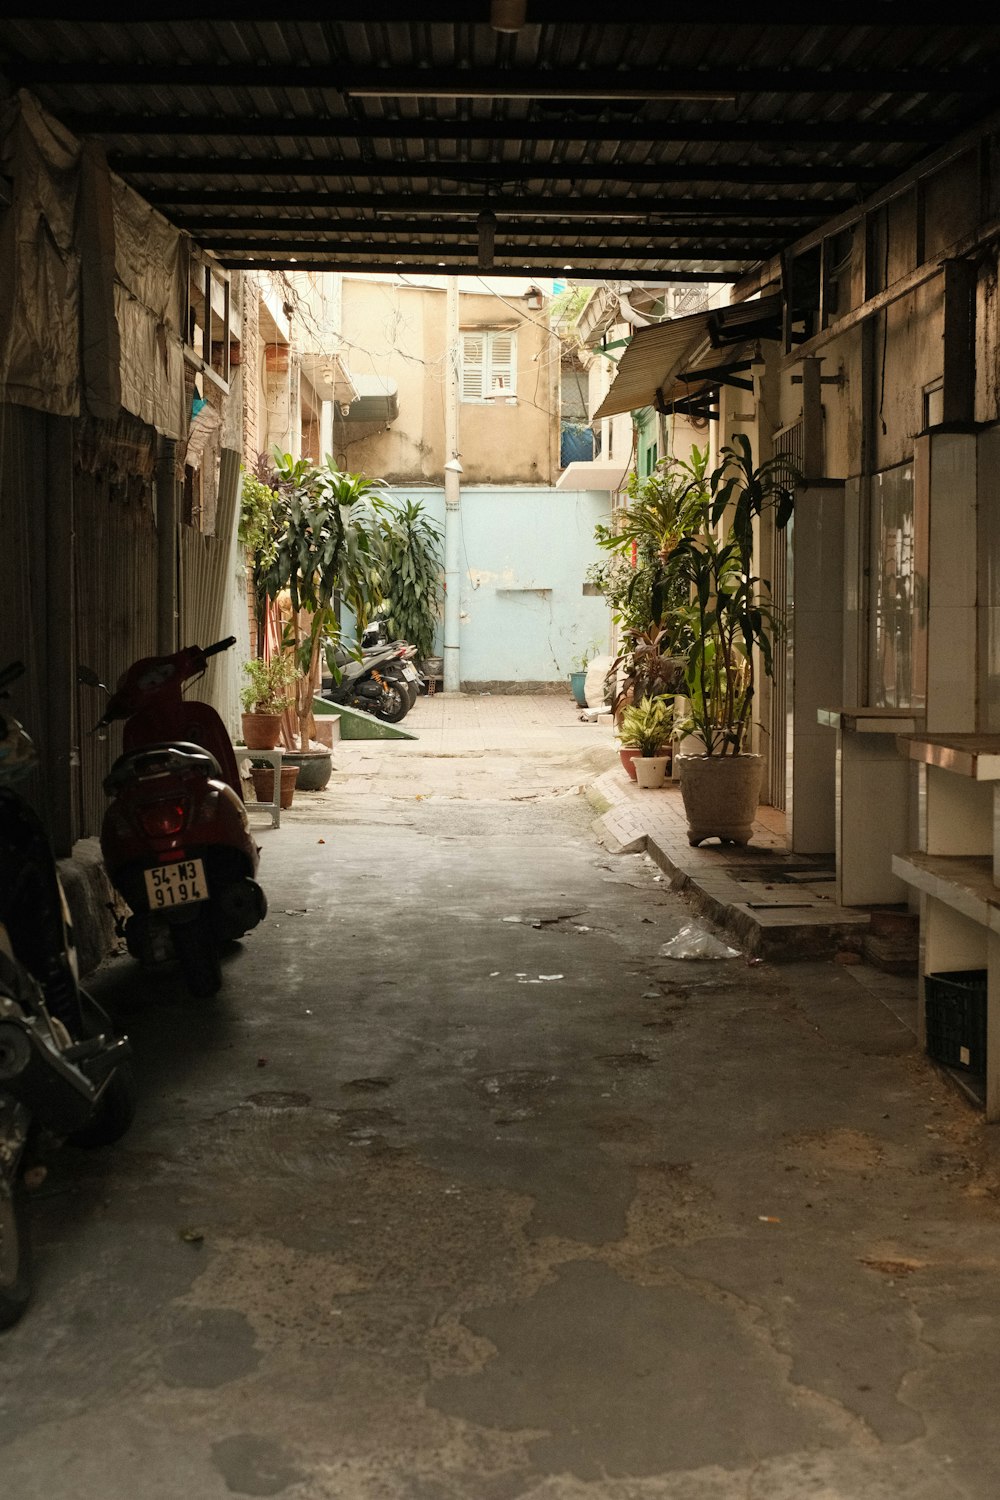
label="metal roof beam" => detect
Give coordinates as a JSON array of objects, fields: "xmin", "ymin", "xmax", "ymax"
[
  {"xmin": 113, "ymin": 155, "xmax": 880, "ymax": 187},
  {"xmin": 60, "ymin": 112, "xmax": 944, "ymax": 146},
  {"xmin": 179, "ymin": 215, "xmax": 782, "ymax": 242},
  {"xmin": 217, "ymin": 256, "xmax": 737, "ymax": 279},
  {"xmin": 12, "ymin": 62, "xmax": 999, "ymax": 96},
  {"xmin": 144, "ymin": 188, "xmax": 839, "ymax": 218},
  {"xmin": 195, "ymin": 236, "xmax": 767, "ymax": 262},
  {"xmin": 5, "ymin": 3, "xmax": 995, "ymax": 20}
]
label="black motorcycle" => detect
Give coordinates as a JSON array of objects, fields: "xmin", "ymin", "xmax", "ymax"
[
  {"xmin": 0, "ymin": 662, "xmax": 136, "ymax": 1328},
  {"xmin": 320, "ymin": 638, "xmax": 413, "ymax": 724}
]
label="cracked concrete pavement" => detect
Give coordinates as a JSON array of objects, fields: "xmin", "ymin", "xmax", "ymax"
[{"xmin": 4, "ymin": 695, "xmax": 1000, "ymax": 1499}]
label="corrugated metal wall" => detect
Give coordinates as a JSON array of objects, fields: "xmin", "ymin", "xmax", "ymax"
[{"xmin": 73, "ymin": 456, "xmax": 158, "ymax": 838}]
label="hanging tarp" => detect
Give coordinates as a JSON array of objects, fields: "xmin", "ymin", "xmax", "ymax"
[
  {"xmin": 0, "ymin": 91, "xmax": 81, "ymax": 416},
  {"xmin": 112, "ymin": 177, "xmax": 188, "ymax": 439}
]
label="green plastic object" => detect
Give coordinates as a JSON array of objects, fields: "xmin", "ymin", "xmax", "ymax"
[{"xmin": 312, "ymin": 697, "xmax": 417, "ymax": 741}]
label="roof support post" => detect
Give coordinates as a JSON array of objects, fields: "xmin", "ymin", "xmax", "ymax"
[
  {"xmin": 941, "ymin": 258, "xmax": 976, "ymax": 427},
  {"xmin": 443, "ymin": 277, "xmax": 462, "ymax": 694}
]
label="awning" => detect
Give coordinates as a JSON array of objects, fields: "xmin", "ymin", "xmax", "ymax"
[
  {"xmin": 592, "ymin": 293, "xmax": 783, "ymax": 422},
  {"xmin": 555, "ymin": 459, "xmax": 633, "ymax": 493},
  {"xmin": 592, "ymin": 311, "xmax": 710, "ymax": 422}
]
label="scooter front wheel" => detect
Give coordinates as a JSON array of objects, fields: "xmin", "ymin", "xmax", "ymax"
[
  {"xmin": 0, "ymin": 1178, "xmax": 31, "ymax": 1330},
  {"xmin": 173, "ymin": 914, "xmax": 223, "ymax": 999}
]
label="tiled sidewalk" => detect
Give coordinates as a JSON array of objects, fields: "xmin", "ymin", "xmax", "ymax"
[
  {"xmin": 590, "ymin": 764, "xmax": 870, "ymax": 962},
  {"xmin": 314, "ymin": 691, "xmax": 873, "ymax": 961}
]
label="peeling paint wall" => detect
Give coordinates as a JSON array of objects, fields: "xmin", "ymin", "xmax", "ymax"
[{"xmin": 383, "ymin": 485, "xmax": 611, "ymax": 685}]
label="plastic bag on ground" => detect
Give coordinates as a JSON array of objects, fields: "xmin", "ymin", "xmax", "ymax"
[{"xmin": 659, "ymin": 923, "xmax": 741, "ymax": 960}]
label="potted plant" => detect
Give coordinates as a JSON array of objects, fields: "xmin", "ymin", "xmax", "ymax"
[
  {"xmin": 569, "ymin": 642, "xmax": 601, "ymax": 708},
  {"xmin": 261, "ymin": 453, "xmax": 384, "ymax": 783},
  {"xmin": 670, "ymin": 436, "xmax": 797, "ymax": 845},
  {"xmin": 592, "ymin": 447, "xmax": 710, "ymax": 723},
  {"xmin": 618, "ymin": 694, "xmax": 674, "ymax": 788},
  {"xmin": 239, "ymin": 655, "xmax": 297, "ymax": 750}
]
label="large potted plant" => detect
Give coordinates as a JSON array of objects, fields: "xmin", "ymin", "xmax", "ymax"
[
  {"xmin": 618, "ymin": 694, "xmax": 674, "ymax": 788},
  {"xmin": 239, "ymin": 656, "xmax": 297, "ymax": 750},
  {"xmin": 261, "ymin": 453, "xmax": 384, "ymax": 783},
  {"xmin": 671, "ymin": 436, "xmax": 797, "ymax": 845},
  {"xmin": 592, "ymin": 447, "xmax": 710, "ymax": 723}
]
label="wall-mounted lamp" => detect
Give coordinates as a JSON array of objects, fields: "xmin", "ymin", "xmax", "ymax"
[
  {"xmin": 477, "ymin": 207, "xmax": 497, "ymax": 271},
  {"xmin": 444, "ymin": 457, "xmax": 464, "ymax": 475},
  {"xmin": 490, "ymin": 0, "xmax": 527, "ymax": 32},
  {"xmin": 524, "ymin": 285, "xmax": 544, "ymax": 311}
]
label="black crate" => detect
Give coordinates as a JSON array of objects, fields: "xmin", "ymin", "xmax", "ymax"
[{"xmin": 925, "ymin": 970, "xmax": 987, "ymax": 1074}]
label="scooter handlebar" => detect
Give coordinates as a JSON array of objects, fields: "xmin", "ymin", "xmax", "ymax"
[{"xmin": 203, "ymin": 636, "xmax": 237, "ymax": 659}]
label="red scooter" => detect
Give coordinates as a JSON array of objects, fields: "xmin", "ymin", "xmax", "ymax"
[{"xmin": 86, "ymin": 636, "xmax": 266, "ymax": 998}]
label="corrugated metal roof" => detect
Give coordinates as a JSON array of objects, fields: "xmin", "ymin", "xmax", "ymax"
[
  {"xmin": 593, "ymin": 313, "xmax": 712, "ymax": 420},
  {"xmin": 594, "ymin": 292, "xmax": 783, "ymax": 418},
  {"xmin": 1, "ymin": 14, "xmax": 998, "ymax": 277}
]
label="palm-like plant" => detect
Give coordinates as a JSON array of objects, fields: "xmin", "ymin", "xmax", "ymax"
[
  {"xmin": 671, "ymin": 436, "xmax": 797, "ymax": 757},
  {"xmin": 372, "ymin": 499, "xmax": 443, "ymax": 662},
  {"xmin": 262, "ymin": 453, "xmax": 385, "ymax": 750}
]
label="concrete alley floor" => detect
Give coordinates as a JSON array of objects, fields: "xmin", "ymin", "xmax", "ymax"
[{"xmin": 4, "ymin": 694, "xmax": 1000, "ymax": 1499}]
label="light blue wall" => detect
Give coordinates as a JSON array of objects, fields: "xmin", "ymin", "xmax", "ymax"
[{"xmin": 386, "ymin": 485, "xmax": 613, "ymax": 684}]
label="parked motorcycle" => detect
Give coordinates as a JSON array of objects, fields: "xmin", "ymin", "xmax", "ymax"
[
  {"xmin": 362, "ymin": 619, "xmax": 426, "ymax": 705},
  {"xmin": 320, "ymin": 638, "xmax": 413, "ymax": 724},
  {"xmin": 0, "ymin": 661, "xmax": 135, "ymax": 1329},
  {"xmin": 84, "ymin": 636, "xmax": 267, "ymax": 1000}
]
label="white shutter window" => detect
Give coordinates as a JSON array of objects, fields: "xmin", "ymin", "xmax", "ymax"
[
  {"xmin": 461, "ymin": 333, "xmax": 485, "ymax": 401},
  {"xmin": 487, "ymin": 331, "xmax": 516, "ymax": 398},
  {"xmin": 461, "ymin": 330, "xmax": 517, "ymax": 401}
]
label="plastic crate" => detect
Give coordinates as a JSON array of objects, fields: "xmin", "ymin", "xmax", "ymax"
[{"xmin": 924, "ymin": 969, "xmax": 987, "ymax": 1073}]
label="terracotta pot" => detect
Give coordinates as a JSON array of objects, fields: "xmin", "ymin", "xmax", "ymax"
[
  {"xmin": 250, "ymin": 763, "xmax": 299, "ymax": 810},
  {"xmin": 635, "ymin": 754, "xmax": 669, "ymax": 789},
  {"xmin": 618, "ymin": 746, "xmax": 642, "ymax": 781},
  {"xmin": 241, "ymin": 712, "xmax": 283, "ymax": 751},
  {"xmin": 676, "ymin": 753, "xmax": 763, "ymax": 847}
]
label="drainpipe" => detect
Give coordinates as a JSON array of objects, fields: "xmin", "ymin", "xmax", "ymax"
[{"xmin": 443, "ymin": 276, "xmax": 462, "ymax": 693}]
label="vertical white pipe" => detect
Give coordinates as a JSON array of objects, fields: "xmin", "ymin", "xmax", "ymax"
[{"xmin": 443, "ymin": 276, "xmax": 461, "ymax": 693}]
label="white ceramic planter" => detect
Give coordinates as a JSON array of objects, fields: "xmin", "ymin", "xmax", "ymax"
[
  {"xmin": 634, "ymin": 755, "xmax": 669, "ymax": 789},
  {"xmin": 676, "ymin": 753, "xmax": 763, "ymax": 845}
]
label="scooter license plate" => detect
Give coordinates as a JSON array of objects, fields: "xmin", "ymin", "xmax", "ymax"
[
  {"xmin": 401, "ymin": 663, "xmax": 419, "ymax": 682},
  {"xmin": 144, "ymin": 859, "xmax": 209, "ymax": 909}
]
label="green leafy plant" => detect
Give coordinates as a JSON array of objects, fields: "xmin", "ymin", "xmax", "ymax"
[
  {"xmin": 372, "ymin": 498, "xmax": 444, "ymax": 662},
  {"xmin": 239, "ymin": 655, "xmax": 298, "ymax": 716},
  {"xmin": 618, "ymin": 694, "xmax": 674, "ymax": 757},
  {"xmin": 571, "ymin": 640, "xmax": 603, "ymax": 674},
  {"xmin": 239, "ymin": 464, "xmax": 285, "ymax": 659},
  {"xmin": 261, "ymin": 452, "xmax": 385, "ymax": 750},
  {"xmin": 593, "ymin": 447, "xmax": 712, "ymax": 720},
  {"xmin": 671, "ymin": 436, "xmax": 798, "ymax": 757}
]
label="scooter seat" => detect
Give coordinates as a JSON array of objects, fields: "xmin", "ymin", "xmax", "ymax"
[{"xmin": 104, "ymin": 741, "xmax": 222, "ymax": 794}]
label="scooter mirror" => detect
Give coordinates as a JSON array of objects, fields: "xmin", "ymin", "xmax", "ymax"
[{"xmin": 77, "ymin": 665, "xmax": 108, "ymax": 693}]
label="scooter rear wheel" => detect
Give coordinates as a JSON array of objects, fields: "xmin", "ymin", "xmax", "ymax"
[
  {"xmin": 375, "ymin": 681, "xmax": 410, "ymax": 724},
  {"xmin": 173, "ymin": 915, "xmax": 223, "ymax": 999},
  {"xmin": 0, "ymin": 1178, "xmax": 31, "ymax": 1330}
]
